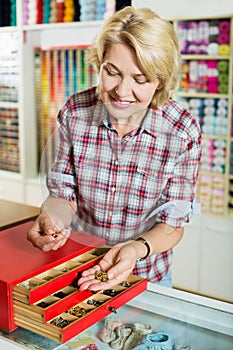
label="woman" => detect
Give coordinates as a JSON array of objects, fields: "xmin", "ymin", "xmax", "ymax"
[{"xmin": 27, "ymin": 6, "xmax": 201, "ymax": 290}]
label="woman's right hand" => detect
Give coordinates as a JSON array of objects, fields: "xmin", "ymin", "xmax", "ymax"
[{"xmin": 27, "ymin": 211, "xmax": 70, "ymax": 252}]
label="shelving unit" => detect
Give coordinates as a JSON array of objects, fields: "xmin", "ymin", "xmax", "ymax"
[
  {"xmin": 172, "ymin": 15, "xmax": 233, "ymax": 300},
  {"xmin": 0, "ymin": 1, "xmax": 103, "ymax": 205},
  {"xmin": 173, "ymin": 15, "xmax": 233, "ymax": 219}
]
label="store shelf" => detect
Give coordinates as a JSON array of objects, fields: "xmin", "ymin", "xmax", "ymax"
[{"xmin": 22, "ymin": 20, "xmax": 103, "ymax": 32}]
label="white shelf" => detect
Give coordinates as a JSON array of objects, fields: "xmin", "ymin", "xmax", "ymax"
[
  {"xmin": 176, "ymin": 92, "xmax": 229, "ymax": 99},
  {"xmin": 22, "ymin": 20, "xmax": 103, "ymax": 31},
  {"xmin": 181, "ymin": 54, "xmax": 231, "ymax": 60},
  {"xmin": 0, "ymin": 102, "xmax": 19, "ymax": 108}
]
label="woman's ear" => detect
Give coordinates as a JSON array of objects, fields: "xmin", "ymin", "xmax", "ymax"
[{"xmin": 156, "ymin": 79, "xmax": 164, "ymax": 90}]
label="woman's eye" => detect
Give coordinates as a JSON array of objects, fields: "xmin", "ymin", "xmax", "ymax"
[
  {"xmin": 106, "ymin": 67, "xmax": 119, "ymax": 77},
  {"xmin": 135, "ymin": 79, "xmax": 148, "ymax": 85}
]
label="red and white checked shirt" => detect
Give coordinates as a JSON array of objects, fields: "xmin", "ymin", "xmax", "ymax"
[{"xmin": 47, "ymin": 87, "xmax": 202, "ymax": 282}]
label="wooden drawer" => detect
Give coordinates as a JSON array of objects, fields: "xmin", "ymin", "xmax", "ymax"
[{"xmin": 13, "ymin": 274, "xmax": 147, "ymax": 343}]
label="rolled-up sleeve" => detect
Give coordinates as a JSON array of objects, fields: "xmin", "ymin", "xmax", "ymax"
[
  {"xmin": 156, "ymin": 116, "xmax": 202, "ymax": 227},
  {"xmin": 46, "ymin": 105, "xmax": 78, "ymax": 202}
]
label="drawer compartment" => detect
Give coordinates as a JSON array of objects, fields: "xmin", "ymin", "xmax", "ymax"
[
  {"xmin": 13, "ymin": 247, "xmax": 109, "ymax": 304},
  {"xmin": 14, "ymin": 275, "xmax": 147, "ymax": 343},
  {"xmin": 13, "ymin": 287, "xmax": 93, "ymax": 322}
]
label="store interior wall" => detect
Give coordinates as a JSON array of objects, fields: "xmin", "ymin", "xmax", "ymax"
[
  {"xmin": 133, "ymin": 0, "xmax": 233, "ymax": 303},
  {"xmin": 132, "ymin": 0, "xmax": 233, "ymax": 18}
]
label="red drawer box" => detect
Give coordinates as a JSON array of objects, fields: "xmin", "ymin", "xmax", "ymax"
[
  {"xmin": 0, "ymin": 221, "xmax": 106, "ymax": 332},
  {"xmin": 0, "ymin": 221, "xmax": 147, "ymax": 343}
]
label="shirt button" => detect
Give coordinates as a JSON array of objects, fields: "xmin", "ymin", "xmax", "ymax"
[
  {"xmin": 111, "ymin": 187, "xmax": 116, "ymax": 192},
  {"xmin": 115, "ymin": 160, "xmax": 118, "ymax": 165},
  {"xmin": 109, "ymin": 211, "xmax": 112, "ymax": 216}
]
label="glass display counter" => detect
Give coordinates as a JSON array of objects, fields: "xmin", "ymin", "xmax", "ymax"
[{"xmin": 0, "ymin": 283, "xmax": 232, "ymax": 350}]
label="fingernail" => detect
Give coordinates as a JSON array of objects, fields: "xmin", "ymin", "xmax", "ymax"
[
  {"xmin": 47, "ymin": 229, "xmax": 54, "ymax": 234},
  {"xmin": 107, "ymin": 272, "xmax": 113, "ymax": 279}
]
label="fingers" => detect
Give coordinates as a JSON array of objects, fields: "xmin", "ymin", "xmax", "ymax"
[
  {"xmin": 78, "ymin": 258, "xmax": 133, "ymax": 291},
  {"xmin": 78, "ymin": 267, "xmax": 129, "ymax": 291},
  {"xmin": 77, "ymin": 242, "xmax": 138, "ymax": 291},
  {"xmin": 27, "ymin": 214, "xmax": 70, "ymax": 251},
  {"xmin": 80, "ymin": 265, "xmax": 101, "ymax": 277}
]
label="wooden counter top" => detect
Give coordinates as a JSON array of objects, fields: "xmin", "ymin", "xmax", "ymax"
[{"xmin": 0, "ymin": 200, "xmax": 40, "ymax": 231}]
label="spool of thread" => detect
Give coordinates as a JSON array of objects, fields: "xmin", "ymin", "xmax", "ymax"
[
  {"xmin": 204, "ymin": 106, "xmax": 215, "ymax": 115},
  {"xmin": 216, "ymin": 106, "xmax": 227, "ymax": 116},
  {"xmin": 215, "ymin": 117, "xmax": 227, "ymax": 129},
  {"xmin": 217, "ymin": 98, "xmax": 228, "ymax": 108},
  {"xmin": 208, "ymin": 83, "xmax": 218, "ymax": 93},
  {"xmin": 218, "ymin": 44, "xmax": 230, "ymax": 55},
  {"xmin": 215, "ymin": 125, "xmax": 227, "ymax": 135},
  {"xmin": 202, "ymin": 124, "xmax": 215, "ymax": 134},
  {"xmin": 36, "ymin": 0, "xmax": 43, "ymax": 24},
  {"xmin": 73, "ymin": 0, "xmax": 80, "ymax": 21},
  {"xmin": 207, "ymin": 42, "xmax": 218, "ymax": 55},
  {"xmin": 64, "ymin": 0, "xmax": 75, "ymax": 22},
  {"xmin": 189, "ymin": 98, "xmax": 202, "ymax": 108},
  {"xmin": 204, "ymin": 98, "xmax": 215, "ymax": 106},
  {"xmin": 212, "ymin": 164, "xmax": 225, "ymax": 173},
  {"xmin": 49, "ymin": 0, "xmax": 57, "ymax": 23},
  {"xmin": 57, "ymin": 0, "xmax": 65, "ymax": 22},
  {"xmin": 42, "ymin": 0, "xmax": 51, "ymax": 23},
  {"xmin": 198, "ymin": 20, "xmax": 209, "ymax": 45},
  {"xmin": 218, "ymin": 83, "xmax": 228, "ymax": 94},
  {"xmin": 214, "ymin": 139, "xmax": 226, "ymax": 148},
  {"xmin": 213, "ymin": 148, "xmax": 225, "ymax": 157},
  {"xmin": 217, "ymin": 33, "xmax": 230, "ymax": 44},
  {"xmin": 218, "ymin": 73, "xmax": 228, "ymax": 84},
  {"xmin": 203, "ymin": 116, "xmax": 215, "ymax": 125},
  {"xmin": 23, "ymin": 0, "xmax": 29, "ymax": 25},
  {"xmin": 219, "ymin": 20, "xmax": 230, "ymax": 33},
  {"xmin": 209, "ymin": 34, "xmax": 218, "ymax": 43},
  {"xmin": 217, "ymin": 60, "xmax": 228, "ymax": 72}
]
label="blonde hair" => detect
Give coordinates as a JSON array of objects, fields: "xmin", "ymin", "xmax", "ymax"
[{"xmin": 90, "ymin": 6, "xmax": 181, "ymax": 109}]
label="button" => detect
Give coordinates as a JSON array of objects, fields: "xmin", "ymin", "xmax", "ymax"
[
  {"xmin": 109, "ymin": 211, "xmax": 112, "ymax": 216},
  {"xmin": 115, "ymin": 160, "xmax": 119, "ymax": 165},
  {"xmin": 111, "ymin": 187, "xmax": 116, "ymax": 192}
]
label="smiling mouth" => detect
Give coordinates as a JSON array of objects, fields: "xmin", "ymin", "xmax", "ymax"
[{"xmin": 110, "ymin": 97, "xmax": 134, "ymax": 110}]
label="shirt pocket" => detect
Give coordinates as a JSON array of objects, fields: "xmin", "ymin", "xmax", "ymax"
[
  {"xmin": 123, "ymin": 160, "xmax": 175, "ymax": 214},
  {"xmin": 74, "ymin": 156, "xmax": 109, "ymax": 208}
]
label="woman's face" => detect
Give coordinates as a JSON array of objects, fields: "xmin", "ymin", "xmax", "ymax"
[{"xmin": 99, "ymin": 43, "xmax": 160, "ymax": 122}]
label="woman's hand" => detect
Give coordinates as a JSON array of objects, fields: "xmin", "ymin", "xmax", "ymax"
[
  {"xmin": 27, "ymin": 211, "xmax": 70, "ymax": 252},
  {"xmin": 27, "ymin": 196, "xmax": 76, "ymax": 251},
  {"xmin": 78, "ymin": 240, "xmax": 143, "ymax": 291}
]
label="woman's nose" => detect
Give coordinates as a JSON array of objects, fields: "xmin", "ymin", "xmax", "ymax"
[{"xmin": 115, "ymin": 77, "xmax": 132, "ymax": 97}]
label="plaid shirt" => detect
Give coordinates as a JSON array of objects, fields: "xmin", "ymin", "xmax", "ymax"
[{"xmin": 47, "ymin": 87, "xmax": 201, "ymax": 283}]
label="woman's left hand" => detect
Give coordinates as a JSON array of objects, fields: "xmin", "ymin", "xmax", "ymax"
[{"xmin": 77, "ymin": 240, "xmax": 140, "ymax": 291}]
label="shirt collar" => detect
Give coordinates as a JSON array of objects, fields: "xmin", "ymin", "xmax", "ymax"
[
  {"xmin": 92, "ymin": 99, "xmax": 163, "ymax": 137},
  {"xmin": 92, "ymin": 100, "xmax": 109, "ymax": 127},
  {"xmin": 140, "ymin": 107, "xmax": 163, "ymax": 138}
]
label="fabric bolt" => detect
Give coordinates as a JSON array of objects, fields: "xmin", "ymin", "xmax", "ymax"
[{"xmin": 47, "ymin": 86, "xmax": 201, "ymax": 283}]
